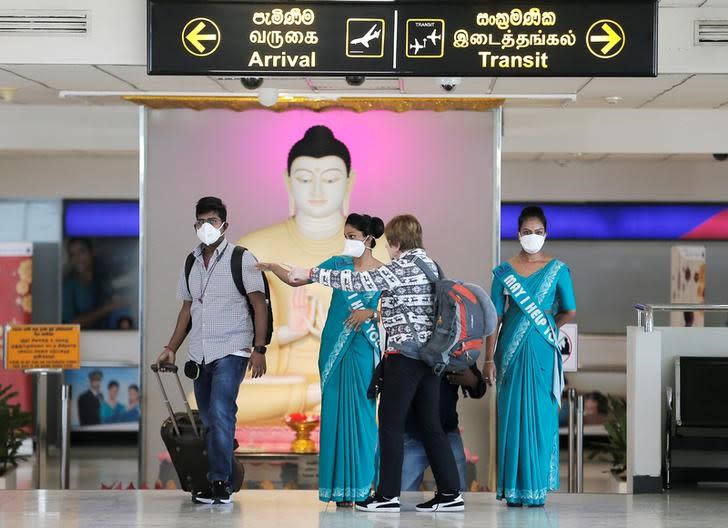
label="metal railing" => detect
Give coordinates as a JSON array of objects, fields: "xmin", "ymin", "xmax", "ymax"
[
  {"xmin": 566, "ymin": 388, "xmax": 584, "ymax": 493},
  {"xmin": 635, "ymin": 303, "xmax": 728, "ymax": 333}
]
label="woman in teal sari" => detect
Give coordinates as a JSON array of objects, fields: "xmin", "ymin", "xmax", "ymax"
[
  {"xmin": 484, "ymin": 206, "xmax": 576, "ymax": 507},
  {"xmin": 259, "ymin": 213, "xmax": 384, "ymax": 507}
]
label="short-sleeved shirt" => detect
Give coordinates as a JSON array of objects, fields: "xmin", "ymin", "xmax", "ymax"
[{"xmin": 176, "ymin": 239, "xmax": 265, "ymax": 364}]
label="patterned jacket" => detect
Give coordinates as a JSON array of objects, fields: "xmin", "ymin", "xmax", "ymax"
[{"xmin": 310, "ymin": 248, "xmax": 438, "ymax": 361}]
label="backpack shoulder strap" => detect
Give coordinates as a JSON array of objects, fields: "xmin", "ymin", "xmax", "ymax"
[
  {"xmin": 230, "ymin": 245, "xmax": 247, "ymax": 297},
  {"xmin": 184, "ymin": 252, "xmax": 196, "ymax": 295},
  {"xmin": 411, "ymin": 256, "xmax": 443, "ymax": 283}
]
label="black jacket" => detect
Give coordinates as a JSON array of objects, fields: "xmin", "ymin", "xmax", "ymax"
[{"xmin": 78, "ymin": 390, "xmax": 101, "ymax": 426}]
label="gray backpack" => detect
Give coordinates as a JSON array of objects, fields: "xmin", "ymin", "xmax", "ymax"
[{"xmin": 411, "ymin": 258, "xmax": 498, "ymax": 375}]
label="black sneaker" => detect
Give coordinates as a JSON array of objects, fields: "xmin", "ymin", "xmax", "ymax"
[
  {"xmin": 355, "ymin": 493, "xmax": 400, "ymax": 512},
  {"xmin": 191, "ymin": 487, "xmax": 214, "ymax": 504},
  {"xmin": 415, "ymin": 492, "xmax": 465, "ymax": 512},
  {"xmin": 211, "ymin": 480, "xmax": 232, "ymax": 505}
]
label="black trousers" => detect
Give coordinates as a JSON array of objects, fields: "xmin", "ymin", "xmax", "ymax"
[{"xmin": 377, "ymin": 354, "xmax": 461, "ymax": 498}]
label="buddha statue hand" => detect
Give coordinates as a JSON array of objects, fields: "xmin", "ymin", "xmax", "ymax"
[
  {"xmin": 277, "ymin": 286, "xmax": 318, "ymax": 345},
  {"xmin": 305, "ymin": 297, "xmax": 327, "ymax": 339}
]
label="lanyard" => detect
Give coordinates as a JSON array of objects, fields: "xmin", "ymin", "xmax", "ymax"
[{"xmin": 197, "ymin": 245, "xmax": 228, "ymax": 303}]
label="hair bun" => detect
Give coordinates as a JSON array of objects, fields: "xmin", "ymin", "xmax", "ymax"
[
  {"xmin": 369, "ymin": 217, "xmax": 385, "ymax": 239},
  {"xmin": 304, "ymin": 125, "xmax": 335, "ymax": 142}
]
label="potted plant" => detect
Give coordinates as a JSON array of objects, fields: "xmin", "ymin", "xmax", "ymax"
[
  {"xmin": 588, "ymin": 394, "xmax": 627, "ymax": 492},
  {"xmin": 0, "ymin": 384, "xmax": 32, "ymax": 489}
]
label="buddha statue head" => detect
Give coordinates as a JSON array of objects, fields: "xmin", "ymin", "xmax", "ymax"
[{"xmin": 285, "ymin": 126, "xmax": 355, "ymax": 225}]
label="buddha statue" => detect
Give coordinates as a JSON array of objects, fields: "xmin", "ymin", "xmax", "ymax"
[{"xmin": 234, "ymin": 125, "xmax": 388, "ymax": 425}]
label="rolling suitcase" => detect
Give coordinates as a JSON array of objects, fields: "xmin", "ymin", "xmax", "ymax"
[{"xmin": 151, "ymin": 363, "xmax": 244, "ymax": 493}]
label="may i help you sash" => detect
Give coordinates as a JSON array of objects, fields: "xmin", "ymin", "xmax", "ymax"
[
  {"xmin": 493, "ymin": 263, "xmax": 559, "ymax": 349},
  {"xmin": 494, "ymin": 262, "xmax": 565, "ymax": 404}
]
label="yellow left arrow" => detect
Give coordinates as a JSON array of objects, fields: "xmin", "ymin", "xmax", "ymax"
[
  {"xmin": 186, "ymin": 21, "xmax": 217, "ymax": 53},
  {"xmin": 590, "ymin": 23, "xmax": 622, "ymax": 55}
]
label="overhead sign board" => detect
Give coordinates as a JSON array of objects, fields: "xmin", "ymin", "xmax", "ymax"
[
  {"xmin": 4, "ymin": 325, "xmax": 81, "ymax": 370},
  {"xmin": 148, "ymin": 1, "xmax": 658, "ymax": 77}
]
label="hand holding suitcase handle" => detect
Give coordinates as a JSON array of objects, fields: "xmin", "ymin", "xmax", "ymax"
[{"xmin": 151, "ymin": 362, "xmax": 178, "ymax": 373}]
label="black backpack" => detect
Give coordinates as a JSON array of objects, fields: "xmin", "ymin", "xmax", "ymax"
[{"xmin": 184, "ymin": 246, "xmax": 273, "ymax": 345}]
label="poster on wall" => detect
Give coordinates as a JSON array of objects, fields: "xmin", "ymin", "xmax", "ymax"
[
  {"xmin": 670, "ymin": 246, "xmax": 705, "ymax": 327},
  {"xmin": 62, "ymin": 201, "xmax": 140, "ymax": 331},
  {"xmin": 0, "ymin": 242, "xmax": 33, "ymax": 414},
  {"xmin": 64, "ymin": 366, "xmax": 140, "ymax": 432}
]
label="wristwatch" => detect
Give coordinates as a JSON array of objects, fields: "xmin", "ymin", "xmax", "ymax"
[
  {"xmin": 371, "ymin": 310, "xmax": 379, "ymax": 322},
  {"xmin": 253, "ymin": 346, "xmax": 267, "ymax": 355}
]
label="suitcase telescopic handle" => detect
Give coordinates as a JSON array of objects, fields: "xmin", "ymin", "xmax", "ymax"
[
  {"xmin": 149, "ymin": 363, "xmax": 200, "ymax": 439},
  {"xmin": 151, "ymin": 362, "xmax": 178, "ymax": 373}
]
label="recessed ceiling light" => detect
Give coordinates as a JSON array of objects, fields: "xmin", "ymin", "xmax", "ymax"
[{"xmin": 604, "ymin": 96, "xmax": 623, "ymax": 105}]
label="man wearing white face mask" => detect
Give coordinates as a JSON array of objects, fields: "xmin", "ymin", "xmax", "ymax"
[{"xmin": 157, "ymin": 196, "xmax": 269, "ymax": 505}]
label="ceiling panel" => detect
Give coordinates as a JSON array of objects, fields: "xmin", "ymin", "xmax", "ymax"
[
  {"xmin": 216, "ymin": 77, "xmax": 312, "ymax": 93},
  {"xmin": 645, "ymin": 74, "xmax": 728, "ymax": 108},
  {"xmin": 491, "ymin": 77, "xmax": 590, "ymax": 94},
  {"xmin": 572, "ymin": 74, "xmax": 691, "ymax": 107},
  {"xmin": 0, "ymin": 67, "xmax": 45, "ymax": 89},
  {"xmin": 401, "ymin": 77, "xmax": 494, "ymax": 94},
  {"xmin": 306, "ymin": 77, "xmax": 400, "ymax": 91},
  {"xmin": 102, "ymin": 66, "xmax": 223, "ymax": 92},
  {"xmin": 2, "ymin": 64, "xmax": 133, "ymax": 91},
  {"xmin": 660, "ymin": 0, "xmax": 708, "ymax": 6}
]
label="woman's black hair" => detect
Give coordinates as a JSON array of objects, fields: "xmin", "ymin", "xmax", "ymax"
[
  {"xmin": 345, "ymin": 213, "xmax": 385, "ymax": 248},
  {"xmin": 518, "ymin": 205, "xmax": 548, "ymax": 232},
  {"xmin": 108, "ymin": 380, "xmax": 119, "ymax": 390},
  {"xmin": 287, "ymin": 125, "xmax": 351, "ymax": 174}
]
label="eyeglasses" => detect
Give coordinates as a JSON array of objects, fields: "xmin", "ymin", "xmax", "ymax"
[{"xmin": 194, "ymin": 218, "xmax": 222, "ymax": 229}]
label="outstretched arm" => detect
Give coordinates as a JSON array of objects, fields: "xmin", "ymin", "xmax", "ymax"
[
  {"xmin": 257, "ymin": 262, "xmax": 310, "ymax": 287},
  {"xmin": 305, "ymin": 262, "xmax": 403, "ymax": 293}
]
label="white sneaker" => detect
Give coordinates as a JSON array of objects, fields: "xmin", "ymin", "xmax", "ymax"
[
  {"xmin": 415, "ymin": 493, "xmax": 465, "ymax": 512},
  {"xmin": 355, "ymin": 494, "xmax": 401, "ymax": 512}
]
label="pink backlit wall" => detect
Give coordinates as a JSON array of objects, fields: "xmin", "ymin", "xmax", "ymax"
[{"xmin": 143, "ymin": 107, "xmax": 496, "ymax": 486}]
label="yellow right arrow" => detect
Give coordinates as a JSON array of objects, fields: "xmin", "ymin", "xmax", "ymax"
[
  {"xmin": 590, "ymin": 23, "xmax": 622, "ymax": 54},
  {"xmin": 186, "ymin": 21, "xmax": 217, "ymax": 53}
]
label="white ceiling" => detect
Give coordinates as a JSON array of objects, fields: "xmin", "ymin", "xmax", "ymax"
[
  {"xmin": 1, "ymin": 64, "xmax": 728, "ymax": 109},
  {"xmin": 502, "ymin": 152, "xmax": 719, "ymax": 161}
]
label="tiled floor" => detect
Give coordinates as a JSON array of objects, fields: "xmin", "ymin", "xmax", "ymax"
[
  {"xmin": 2, "ymin": 489, "xmax": 728, "ymax": 528},
  {"xmin": 12, "ymin": 448, "xmax": 619, "ymax": 493}
]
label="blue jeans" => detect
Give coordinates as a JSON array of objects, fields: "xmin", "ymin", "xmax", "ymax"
[
  {"xmin": 193, "ymin": 354, "xmax": 247, "ymax": 483},
  {"xmin": 401, "ymin": 431, "xmax": 467, "ymax": 492}
]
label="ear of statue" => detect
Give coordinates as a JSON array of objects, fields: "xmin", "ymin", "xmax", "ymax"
[
  {"xmin": 283, "ymin": 170, "xmax": 295, "ymax": 217},
  {"xmin": 342, "ymin": 169, "xmax": 357, "ymax": 217}
]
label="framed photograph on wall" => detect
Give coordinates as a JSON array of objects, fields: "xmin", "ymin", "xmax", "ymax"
[
  {"xmin": 62, "ymin": 200, "xmax": 139, "ymax": 330},
  {"xmin": 64, "ymin": 365, "xmax": 140, "ymax": 432}
]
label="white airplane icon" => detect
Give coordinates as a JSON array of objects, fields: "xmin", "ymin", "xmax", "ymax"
[
  {"xmin": 350, "ymin": 24, "xmax": 381, "ymax": 48},
  {"xmin": 425, "ymin": 29, "xmax": 441, "ymax": 47},
  {"xmin": 409, "ymin": 38, "xmax": 424, "ymax": 55}
]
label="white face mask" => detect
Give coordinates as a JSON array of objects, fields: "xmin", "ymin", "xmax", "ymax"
[
  {"xmin": 197, "ymin": 222, "xmax": 224, "ymax": 246},
  {"xmin": 520, "ymin": 234, "xmax": 546, "ymax": 254},
  {"xmin": 342, "ymin": 238, "xmax": 368, "ymax": 258}
]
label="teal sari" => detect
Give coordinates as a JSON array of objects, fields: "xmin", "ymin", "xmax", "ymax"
[
  {"xmin": 317, "ymin": 256, "xmax": 381, "ymax": 503},
  {"xmin": 491, "ymin": 259, "xmax": 576, "ymax": 506}
]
